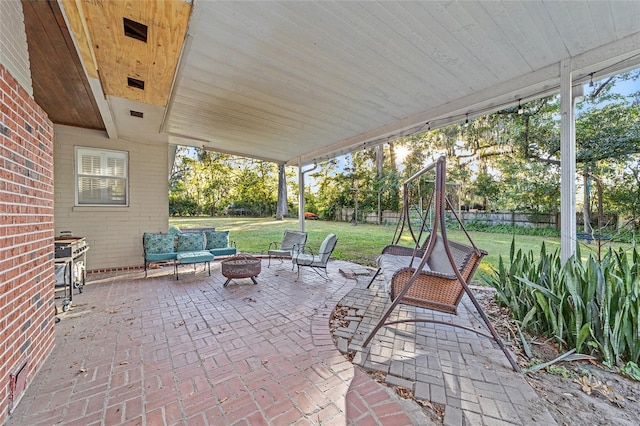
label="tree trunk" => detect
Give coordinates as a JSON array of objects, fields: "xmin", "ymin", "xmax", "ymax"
[
  {"xmin": 388, "ymin": 142, "xmax": 397, "ymax": 172},
  {"xmin": 388, "ymin": 142, "xmax": 400, "ymax": 210},
  {"xmin": 583, "ymin": 173, "xmax": 591, "ymax": 234},
  {"xmin": 275, "ymin": 164, "xmax": 288, "ymax": 220}
]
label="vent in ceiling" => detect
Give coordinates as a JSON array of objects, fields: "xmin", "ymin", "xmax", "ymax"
[
  {"xmin": 127, "ymin": 77, "xmax": 145, "ymax": 90},
  {"xmin": 123, "ymin": 18, "xmax": 147, "ymax": 42},
  {"xmin": 130, "ymin": 110, "xmax": 144, "ymax": 118}
]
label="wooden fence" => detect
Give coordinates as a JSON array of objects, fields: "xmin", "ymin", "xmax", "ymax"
[{"xmin": 335, "ymin": 208, "xmax": 617, "ymax": 230}]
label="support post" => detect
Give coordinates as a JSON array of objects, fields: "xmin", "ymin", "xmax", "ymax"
[
  {"xmin": 298, "ymin": 162, "xmax": 319, "ymax": 233},
  {"xmin": 560, "ymin": 59, "xmax": 577, "ymax": 264},
  {"xmin": 298, "ymin": 161, "xmax": 305, "ymax": 233}
]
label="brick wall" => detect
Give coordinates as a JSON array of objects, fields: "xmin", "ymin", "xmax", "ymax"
[
  {"xmin": 0, "ymin": 64, "xmax": 55, "ymax": 423},
  {"xmin": 0, "ymin": 0, "xmax": 33, "ymax": 96}
]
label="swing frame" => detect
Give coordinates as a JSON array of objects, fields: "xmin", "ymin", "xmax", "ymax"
[{"xmin": 363, "ymin": 156, "xmax": 520, "ymax": 372}]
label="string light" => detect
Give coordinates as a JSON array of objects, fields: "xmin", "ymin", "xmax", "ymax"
[{"xmin": 340, "ymin": 53, "xmax": 639, "ymax": 153}]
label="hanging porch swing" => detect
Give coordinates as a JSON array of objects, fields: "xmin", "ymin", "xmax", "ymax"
[{"xmin": 363, "ymin": 156, "xmax": 520, "ymax": 372}]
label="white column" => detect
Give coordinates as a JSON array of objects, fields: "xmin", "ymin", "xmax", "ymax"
[
  {"xmin": 298, "ymin": 161, "xmax": 305, "ymax": 233},
  {"xmin": 560, "ymin": 59, "xmax": 576, "ymax": 263}
]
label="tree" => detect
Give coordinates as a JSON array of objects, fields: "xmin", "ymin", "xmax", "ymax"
[
  {"xmin": 472, "ymin": 173, "xmax": 501, "ymax": 210},
  {"xmin": 194, "ymin": 149, "xmax": 234, "ymax": 215},
  {"xmin": 232, "ymin": 159, "xmax": 278, "ymax": 216},
  {"xmin": 375, "ymin": 145, "xmax": 384, "ymax": 224},
  {"xmin": 275, "ymin": 164, "xmax": 288, "ymax": 220},
  {"xmin": 311, "ymin": 159, "xmax": 341, "ymax": 219}
]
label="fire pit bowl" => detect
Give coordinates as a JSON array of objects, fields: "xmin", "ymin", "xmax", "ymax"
[{"xmin": 221, "ymin": 254, "xmax": 261, "ymax": 287}]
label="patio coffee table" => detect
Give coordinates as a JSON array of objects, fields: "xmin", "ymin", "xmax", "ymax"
[{"xmin": 221, "ymin": 253, "xmax": 261, "ymax": 287}]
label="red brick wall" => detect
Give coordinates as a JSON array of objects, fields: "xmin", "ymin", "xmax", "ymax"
[{"xmin": 0, "ymin": 64, "xmax": 55, "ymax": 423}]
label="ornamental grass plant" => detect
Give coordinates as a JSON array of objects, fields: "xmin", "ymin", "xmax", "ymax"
[{"xmin": 484, "ymin": 239, "xmax": 640, "ymax": 368}]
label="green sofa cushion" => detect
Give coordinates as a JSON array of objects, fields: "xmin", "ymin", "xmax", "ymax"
[
  {"xmin": 177, "ymin": 250, "xmax": 214, "ymax": 264},
  {"xmin": 168, "ymin": 225, "xmax": 182, "ymax": 235},
  {"xmin": 146, "ymin": 252, "xmax": 177, "ymax": 262},
  {"xmin": 177, "ymin": 233, "xmax": 205, "ymax": 251},
  {"xmin": 143, "ymin": 233, "xmax": 175, "ymax": 254},
  {"xmin": 209, "ymin": 247, "xmax": 237, "ymax": 257}
]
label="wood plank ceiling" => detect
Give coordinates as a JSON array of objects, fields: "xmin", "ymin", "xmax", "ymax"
[
  {"xmin": 166, "ymin": 1, "xmax": 640, "ymax": 165},
  {"xmin": 22, "ymin": 0, "xmax": 103, "ymax": 130},
  {"xmin": 22, "ymin": 1, "xmax": 640, "ymax": 166},
  {"xmin": 23, "ymin": 0, "xmax": 190, "ymax": 138},
  {"xmin": 61, "ymin": 0, "xmax": 191, "ymax": 107}
]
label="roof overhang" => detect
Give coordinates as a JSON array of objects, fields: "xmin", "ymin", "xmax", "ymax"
[{"xmin": 26, "ymin": 1, "xmax": 640, "ymax": 167}]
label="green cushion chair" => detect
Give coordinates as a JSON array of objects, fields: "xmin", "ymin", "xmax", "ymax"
[{"xmin": 143, "ymin": 233, "xmax": 177, "ymax": 277}]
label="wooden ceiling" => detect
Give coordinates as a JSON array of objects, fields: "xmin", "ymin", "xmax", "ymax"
[
  {"xmin": 61, "ymin": 0, "xmax": 191, "ymax": 106},
  {"xmin": 162, "ymin": 1, "xmax": 640, "ymax": 165},
  {"xmin": 22, "ymin": 0, "xmax": 104, "ymax": 130},
  {"xmin": 22, "ymin": 0, "xmax": 190, "ymax": 135}
]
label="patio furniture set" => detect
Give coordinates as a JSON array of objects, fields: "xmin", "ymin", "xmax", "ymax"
[
  {"xmin": 267, "ymin": 230, "xmax": 338, "ymax": 280},
  {"xmin": 143, "ymin": 227, "xmax": 338, "ymax": 283},
  {"xmin": 141, "ymin": 156, "xmax": 515, "ymax": 371},
  {"xmin": 143, "ymin": 227, "xmax": 237, "ymax": 280}
]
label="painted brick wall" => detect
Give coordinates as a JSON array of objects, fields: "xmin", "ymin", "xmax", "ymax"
[
  {"xmin": 0, "ymin": 0, "xmax": 33, "ymax": 96},
  {"xmin": 54, "ymin": 125, "xmax": 169, "ymax": 271},
  {"xmin": 0, "ymin": 64, "xmax": 55, "ymax": 423}
]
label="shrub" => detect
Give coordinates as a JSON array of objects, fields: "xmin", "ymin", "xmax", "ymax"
[
  {"xmin": 483, "ymin": 239, "xmax": 640, "ymax": 367},
  {"xmin": 463, "ymin": 221, "xmax": 560, "ymax": 237}
]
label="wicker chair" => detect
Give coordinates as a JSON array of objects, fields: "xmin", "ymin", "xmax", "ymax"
[{"xmin": 381, "ymin": 238, "xmax": 486, "ymax": 314}]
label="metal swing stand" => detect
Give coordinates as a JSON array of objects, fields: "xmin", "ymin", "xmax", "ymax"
[{"xmin": 363, "ymin": 156, "xmax": 520, "ymax": 372}]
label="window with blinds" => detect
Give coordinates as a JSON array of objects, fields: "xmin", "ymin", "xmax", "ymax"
[{"xmin": 75, "ymin": 147, "xmax": 129, "ymax": 206}]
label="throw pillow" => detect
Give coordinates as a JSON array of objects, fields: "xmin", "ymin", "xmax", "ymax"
[
  {"xmin": 205, "ymin": 230, "xmax": 229, "ymax": 249},
  {"xmin": 144, "ymin": 233, "xmax": 175, "ymax": 254},
  {"xmin": 177, "ymin": 233, "xmax": 205, "ymax": 251}
]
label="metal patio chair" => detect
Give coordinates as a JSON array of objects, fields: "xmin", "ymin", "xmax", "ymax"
[
  {"xmin": 267, "ymin": 230, "xmax": 307, "ymax": 268},
  {"xmin": 292, "ymin": 233, "xmax": 338, "ymax": 281}
]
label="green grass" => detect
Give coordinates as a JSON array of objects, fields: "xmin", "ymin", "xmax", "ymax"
[{"xmin": 170, "ymin": 217, "xmax": 632, "ymax": 280}]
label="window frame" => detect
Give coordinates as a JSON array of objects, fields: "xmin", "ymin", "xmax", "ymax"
[{"xmin": 74, "ymin": 146, "xmax": 129, "ymax": 207}]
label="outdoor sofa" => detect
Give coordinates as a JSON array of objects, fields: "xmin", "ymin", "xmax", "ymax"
[{"xmin": 143, "ymin": 228, "xmax": 237, "ymax": 277}]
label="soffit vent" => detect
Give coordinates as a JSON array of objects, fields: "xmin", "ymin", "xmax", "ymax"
[
  {"xmin": 123, "ymin": 18, "xmax": 147, "ymax": 42},
  {"xmin": 127, "ymin": 77, "xmax": 145, "ymax": 90},
  {"xmin": 130, "ymin": 110, "xmax": 144, "ymax": 118}
]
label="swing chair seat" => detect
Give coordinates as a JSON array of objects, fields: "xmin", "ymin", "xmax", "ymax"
[{"xmin": 378, "ymin": 239, "xmax": 486, "ymax": 314}]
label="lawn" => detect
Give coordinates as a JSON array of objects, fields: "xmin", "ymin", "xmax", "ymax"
[{"xmin": 170, "ymin": 217, "xmax": 625, "ymax": 280}]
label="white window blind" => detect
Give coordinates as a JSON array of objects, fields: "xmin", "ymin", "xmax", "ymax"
[{"xmin": 75, "ymin": 147, "xmax": 128, "ymax": 206}]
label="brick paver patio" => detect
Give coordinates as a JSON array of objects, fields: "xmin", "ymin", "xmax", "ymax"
[
  {"xmin": 7, "ymin": 260, "xmax": 428, "ymax": 425},
  {"xmin": 7, "ymin": 258, "xmax": 554, "ymax": 425},
  {"xmin": 334, "ymin": 278, "xmax": 557, "ymax": 425}
]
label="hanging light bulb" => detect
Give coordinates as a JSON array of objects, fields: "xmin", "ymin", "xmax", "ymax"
[
  {"xmin": 464, "ymin": 114, "xmax": 469, "ymax": 127},
  {"xmin": 589, "ymin": 73, "xmax": 594, "ymax": 87},
  {"xmin": 517, "ymin": 99, "xmax": 524, "ymax": 115},
  {"xmin": 427, "ymin": 122, "xmax": 431, "ymax": 131}
]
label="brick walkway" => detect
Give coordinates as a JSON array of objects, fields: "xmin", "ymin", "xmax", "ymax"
[
  {"xmin": 7, "ymin": 260, "xmax": 430, "ymax": 425},
  {"xmin": 333, "ymin": 275, "xmax": 557, "ymax": 425}
]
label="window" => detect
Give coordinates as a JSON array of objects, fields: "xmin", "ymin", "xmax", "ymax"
[{"xmin": 75, "ymin": 147, "xmax": 128, "ymax": 206}]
